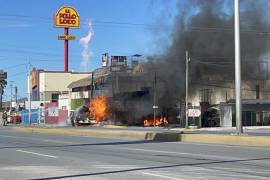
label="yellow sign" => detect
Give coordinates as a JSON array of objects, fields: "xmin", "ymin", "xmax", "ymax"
[
  {"xmin": 54, "ymin": 6, "xmax": 80, "ymax": 28},
  {"xmin": 58, "ymin": 35, "xmax": 76, "ymax": 40}
]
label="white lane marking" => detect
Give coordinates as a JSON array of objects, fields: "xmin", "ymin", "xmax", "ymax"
[
  {"xmin": 142, "ymin": 172, "xmax": 185, "ymax": 180},
  {"xmin": 39, "ymin": 139, "xmax": 73, "ymax": 144},
  {"xmin": 0, "ymin": 134, "xmax": 129, "ymax": 144},
  {"xmin": 0, "ymin": 135, "xmax": 18, "ymax": 138},
  {"xmin": 164, "ymin": 141, "xmax": 270, "ymax": 150},
  {"xmin": 0, "ymin": 134, "xmax": 73, "ymax": 144},
  {"xmin": 116, "ymin": 147, "xmax": 235, "ymax": 160},
  {"xmin": 143, "ymin": 170, "xmax": 269, "ymax": 180},
  {"xmin": 16, "ymin": 149, "xmax": 58, "ymax": 158},
  {"xmin": 214, "ymin": 166, "xmax": 269, "ymax": 171},
  {"xmin": 94, "ymin": 165, "xmax": 141, "ymax": 169}
]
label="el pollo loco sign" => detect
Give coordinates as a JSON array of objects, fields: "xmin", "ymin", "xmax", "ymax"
[{"xmin": 54, "ymin": 6, "xmax": 80, "ymax": 28}]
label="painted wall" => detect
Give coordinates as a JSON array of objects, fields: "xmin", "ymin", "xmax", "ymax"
[
  {"xmin": 39, "ymin": 72, "xmax": 90, "ymax": 92},
  {"xmin": 28, "ymin": 71, "xmax": 90, "ymax": 102}
]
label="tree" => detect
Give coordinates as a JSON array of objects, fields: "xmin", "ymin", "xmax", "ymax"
[{"xmin": 0, "ymin": 79, "xmax": 7, "ymax": 110}]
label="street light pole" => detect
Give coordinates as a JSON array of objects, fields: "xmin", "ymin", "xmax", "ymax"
[
  {"xmin": 185, "ymin": 50, "xmax": 190, "ymax": 129},
  {"xmin": 234, "ymin": 0, "xmax": 243, "ymax": 134}
]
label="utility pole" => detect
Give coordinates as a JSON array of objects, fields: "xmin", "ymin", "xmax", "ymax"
[
  {"xmin": 185, "ymin": 50, "xmax": 190, "ymax": 129},
  {"xmin": 28, "ymin": 59, "xmax": 32, "ymax": 125},
  {"xmin": 10, "ymin": 81, "xmax": 14, "ymax": 110},
  {"xmin": 153, "ymin": 71, "xmax": 157, "ymax": 127},
  {"xmin": 234, "ymin": 0, "xmax": 243, "ymax": 134},
  {"xmin": 15, "ymin": 86, "xmax": 18, "ymax": 104},
  {"xmin": 91, "ymin": 72, "xmax": 94, "ymax": 98},
  {"xmin": 0, "ymin": 88, "xmax": 2, "ymax": 110},
  {"xmin": 0, "ymin": 70, "xmax": 7, "ymax": 110}
]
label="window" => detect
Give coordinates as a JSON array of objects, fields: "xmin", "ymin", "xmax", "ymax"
[{"xmin": 51, "ymin": 93, "xmax": 59, "ymax": 102}]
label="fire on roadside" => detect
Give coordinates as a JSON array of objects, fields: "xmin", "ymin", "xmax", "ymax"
[
  {"xmin": 89, "ymin": 95, "xmax": 109, "ymax": 122},
  {"xmin": 144, "ymin": 117, "xmax": 168, "ymax": 127}
]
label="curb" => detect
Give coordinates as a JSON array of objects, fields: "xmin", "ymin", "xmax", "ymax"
[{"xmin": 180, "ymin": 134, "xmax": 270, "ymax": 147}]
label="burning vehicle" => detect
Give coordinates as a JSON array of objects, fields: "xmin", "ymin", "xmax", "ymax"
[
  {"xmin": 70, "ymin": 105, "xmax": 93, "ymax": 126},
  {"xmin": 71, "ymin": 95, "xmax": 109, "ymax": 126}
]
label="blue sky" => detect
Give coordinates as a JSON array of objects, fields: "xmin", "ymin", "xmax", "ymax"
[{"xmin": 0, "ymin": 0, "xmax": 177, "ymax": 100}]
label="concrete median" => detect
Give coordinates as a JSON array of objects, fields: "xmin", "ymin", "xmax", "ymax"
[
  {"xmin": 12, "ymin": 126, "xmax": 181, "ymax": 142},
  {"xmin": 180, "ymin": 133, "xmax": 270, "ymax": 147},
  {"xmin": 12, "ymin": 127, "xmax": 270, "ymax": 147}
]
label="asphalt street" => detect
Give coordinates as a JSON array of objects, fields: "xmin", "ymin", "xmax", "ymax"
[{"xmin": 0, "ymin": 127, "xmax": 270, "ymax": 180}]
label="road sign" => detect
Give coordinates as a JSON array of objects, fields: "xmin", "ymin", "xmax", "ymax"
[
  {"xmin": 188, "ymin": 108, "xmax": 201, "ymax": 117},
  {"xmin": 153, "ymin": 105, "xmax": 158, "ymax": 109},
  {"xmin": 0, "ymin": 71, "xmax": 7, "ymax": 79},
  {"xmin": 58, "ymin": 35, "xmax": 76, "ymax": 40},
  {"xmin": 54, "ymin": 6, "xmax": 80, "ymax": 28}
]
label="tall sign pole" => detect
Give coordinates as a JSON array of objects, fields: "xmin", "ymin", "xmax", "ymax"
[
  {"xmin": 234, "ymin": 0, "xmax": 243, "ymax": 134},
  {"xmin": 54, "ymin": 6, "xmax": 80, "ymax": 72},
  {"xmin": 64, "ymin": 27, "xmax": 69, "ymax": 72}
]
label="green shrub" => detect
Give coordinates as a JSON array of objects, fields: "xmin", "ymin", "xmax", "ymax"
[{"xmin": 71, "ymin": 99, "xmax": 86, "ymax": 110}]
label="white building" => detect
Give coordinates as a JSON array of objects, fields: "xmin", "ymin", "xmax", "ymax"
[{"xmin": 27, "ymin": 69, "xmax": 91, "ymax": 111}]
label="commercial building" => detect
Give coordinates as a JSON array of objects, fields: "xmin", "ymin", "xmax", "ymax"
[
  {"xmin": 187, "ymin": 78, "xmax": 270, "ymax": 127},
  {"xmin": 26, "ymin": 69, "xmax": 91, "ymax": 124},
  {"xmin": 28, "ymin": 69, "xmax": 90, "ymax": 102}
]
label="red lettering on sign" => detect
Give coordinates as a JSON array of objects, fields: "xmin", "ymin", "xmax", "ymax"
[
  {"xmin": 59, "ymin": 19, "xmax": 76, "ymax": 25},
  {"xmin": 59, "ymin": 13, "xmax": 77, "ymax": 19},
  {"xmin": 58, "ymin": 12, "xmax": 78, "ymax": 25},
  {"xmin": 59, "ymin": 13, "xmax": 65, "ymax": 18},
  {"xmin": 71, "ymin": 14, "xmax": 77, "ymax": 19}
]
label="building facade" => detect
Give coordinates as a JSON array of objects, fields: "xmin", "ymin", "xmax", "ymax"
[{"xmin": 27, "ymin": 69, "xmax": 91, "ymax": 111}]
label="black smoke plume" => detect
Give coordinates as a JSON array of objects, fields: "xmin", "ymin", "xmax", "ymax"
[{"xmin": 118, "ymin": 0, "xmax": 270, "ymax": 124}]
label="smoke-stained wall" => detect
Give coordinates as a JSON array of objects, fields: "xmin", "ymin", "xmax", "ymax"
[{"xmin": 189, "ymin": 80, "xmax": 270, "ymax": 106}]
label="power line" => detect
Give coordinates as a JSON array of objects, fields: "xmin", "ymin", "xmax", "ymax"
[
  {"xmin": 188, "ymin": 26, "xmax": 270, "ymax": 35},
  {"xmin": 2, "ymin": 63, "xmax": 27, "ymax": 70},
  {"xmin": 0, "ymin": 13, "xmax": 158, "ymax": 28},
  {"xmin": 0, "ymin": 48, "xmax": 84, "ymax": 62},
  {"xmin": 0, "ymin": 48, "xmax": 65, "ymax": 57},
  {"xmin": 196, "ymin": 82, "xmax": 270, "ymax": 93},
  {"xmin": 191, "ymin": 61, "xmax": 232, "ymax": 67},
  {"xmin": 2, "ymin": 13, "xmax": 270, "ymax": 35},
  {"xmin": 8, "ymin": 71, "xmax": 28, "ymax": 77}
]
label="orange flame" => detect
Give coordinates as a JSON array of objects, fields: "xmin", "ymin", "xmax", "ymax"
[
  {"xmin": 144, "ymin": 117, "xmax": 168, "ymax": 127},
  {"xmin": 89, "ymin": 95, "xmax": 109, "ymax": 122}
]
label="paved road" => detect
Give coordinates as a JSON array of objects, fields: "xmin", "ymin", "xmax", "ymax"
[{"xmin": 0, "ymin": 127, "xmax": 270, "ymax": 179}]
